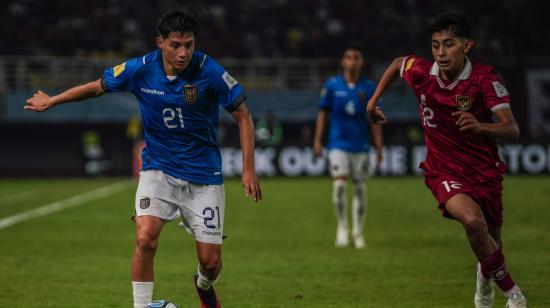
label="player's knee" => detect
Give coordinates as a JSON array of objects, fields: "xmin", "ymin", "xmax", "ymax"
[
  {"xmin": 332, "ymin": 179, "xmax": 346, "ymax": 202},
  {"xmin": 199, "ymin": 255, "xmax": 222, "ymax": 275},
  {"xmin": 135, "ymin": 234, "xmax": 159, "ymax": 255},
  {"xmin": 352, "ymin": 180, "xmax": 365, "ymax": 194},
  {"xmin": 462, "ymin": 215, "xmax": 488, "ymax": 235}
]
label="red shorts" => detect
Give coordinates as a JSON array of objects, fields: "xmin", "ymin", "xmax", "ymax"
[{"xmin": 424, "ymin": 171, "xmax": 504, "ymax": 229}]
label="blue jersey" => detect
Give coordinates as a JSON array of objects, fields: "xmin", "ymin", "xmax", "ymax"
[
  {"xmin": 102, "ymin": 50, "xmax": 245, "ymax": 184},
  {"xmin": 319, "ymin": 75, "xmax": 376, "ymax": 153}
]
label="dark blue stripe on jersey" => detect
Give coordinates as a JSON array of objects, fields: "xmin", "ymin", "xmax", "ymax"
[{"xmin": 225, "ymin": 93, "xmax": 247, "ymax": 112}]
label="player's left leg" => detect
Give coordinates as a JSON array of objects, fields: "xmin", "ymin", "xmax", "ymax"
[
  {"xmin": 350, "ymin": 152, "xmax": 369, "ymax": 249},
  {"xmin": 351, "ymin": 179, "xmax": 366, "ymax": 249},
  {"xmin": 445, "ymin": 194, "xmax": 526, "ymax": 307},
  {"xmin": 474, "ymin": 226, "xmax": 502, "ymax": 308},
  {"xmin": 181, "ymin": 183, "xmax": 225, "ymax": 308},
  {"xmin": 194, "ymin": 242, "xmax": 222, "ymax": 308}
]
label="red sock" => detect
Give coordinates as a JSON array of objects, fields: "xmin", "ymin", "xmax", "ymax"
[{"xmin": 480, "ymin": 249, "xmax": 515, "ymax": 291}]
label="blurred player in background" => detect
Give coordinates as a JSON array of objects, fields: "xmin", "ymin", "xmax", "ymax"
[
  {"xmin": 313, "ymin": 47, "xmax": 383, "ymax": 249},
  {"xmin": 367, "ymin": 12, "xmax": 526, "ymax": 308},
  {"xmin": 25, "ymin": 10, "xmax": 261, "ymax": 308}
]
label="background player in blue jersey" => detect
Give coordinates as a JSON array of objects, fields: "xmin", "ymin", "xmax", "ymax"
[
  {"xmin": 25, "ymin": 10, "xmax": 261, "ymax": 308},
  {"xmin": 313, "ymin": 47, "xmax": 383, "ymax": 249}
]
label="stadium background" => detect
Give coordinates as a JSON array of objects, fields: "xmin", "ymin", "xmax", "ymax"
[
  {"xmin": 1, "ymin": 1, "xmax": 550, "ymax": 307},
  {"xmin": 1, "ymin": 0, "xmax": 549, "ymax": 177}
]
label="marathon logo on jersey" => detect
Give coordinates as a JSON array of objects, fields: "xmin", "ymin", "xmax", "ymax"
[
  {"xmin": 139, "ymin": 197, "xmax": 150, "ymax": 209},
  {"xmin": 492, "ymin": 81, "xmax": 509, "ymax": 98},
  {"xmin": 113, "ymin": 62, "xmax": 126, "ymax": 78},
  {"xmin": 456, "ymin": 95, "xmax": 472, "ymax": 111},
  {"xmin": 183, "ymin": 84, "xmax": 199, "ymax": 104}
]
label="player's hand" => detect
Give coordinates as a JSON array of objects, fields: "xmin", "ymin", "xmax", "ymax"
[
  {"xmin": 313, "ymin": 140, "xmax": 323, "ymax": 157},
  {"xmin": 367, "ymin": 100, "xmax": 387, "ymax": 124},
  {"xmin": 452, "ymin": 111, "xmax": 482, "ymax": 134},
  {"xmin": 25, "ymin": 90, "xmax": 54, "ymax": 112},
  {"xmin": 242, "ymin": 170, "xmax": 261, "ymax": 203}
]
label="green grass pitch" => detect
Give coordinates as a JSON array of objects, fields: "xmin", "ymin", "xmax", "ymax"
[{"xmin": 0, "ymin": 176, "xmax": 549, "ymax": 307}]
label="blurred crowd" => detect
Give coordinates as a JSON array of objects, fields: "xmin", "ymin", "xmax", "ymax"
[{"xmin": 1, "ymin": 0, "xmax": 547, "ymax": 61}]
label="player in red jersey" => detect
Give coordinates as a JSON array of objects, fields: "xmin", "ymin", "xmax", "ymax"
[{"xmin": 366, "ymin": 13, "xmax": 526, "ymax": 308}]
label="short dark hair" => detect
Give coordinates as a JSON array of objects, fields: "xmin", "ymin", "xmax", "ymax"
[
  {"xmin": 343, "ymin": 46, "xmax": 363, "ymax": 55},
  {"xmin": 157, "ymin": 10, "xmax": 198, "ymax": 38},
  {"xmin": 429, "ymin": 12, "xmax": 472, "ymax": 39}
]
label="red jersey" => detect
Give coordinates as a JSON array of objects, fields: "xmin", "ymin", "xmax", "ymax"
[{"xmin": 400, "ymin": 55, "xmax": 511, "ymax": 183}]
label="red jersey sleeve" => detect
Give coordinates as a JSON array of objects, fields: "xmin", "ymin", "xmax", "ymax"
[
  {"xmin": 400, "ymin": 55, "xmax": 432, "ymax": 86},
  {"xmin": 479, "ymin": 68, "xmax": 511, "ymax": 112}
]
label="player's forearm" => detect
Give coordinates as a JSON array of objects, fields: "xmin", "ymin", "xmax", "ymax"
[
  {"xmin": 50, "ymin": 79, "xmax": 104, "ymax": 107},
  {"xmin": 313, "ymin": 110, "xmax": 328, "ymax": 145},
  {"xmin": 479, "ymin": 121, "xmax": 520, "ymax": 140},
  {"xmin": 234, "ymin": 107, "xmax": 256, "ymax": 173},
  {"xmin": 371, "ymin": 123, "xmax": 383, "ymax": 150},
  {"xmin": 367, "ymin": 57, "xmax": 404, "ymax": 110}
]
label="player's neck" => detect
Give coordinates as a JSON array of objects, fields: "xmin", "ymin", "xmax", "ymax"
[
  {"xmin": 343, "ymin": 71, "xmax": 360, "ymax": 84},
  {"xmin": 163, "ymin": 62, "xmax": 183, "ymax": 76}
]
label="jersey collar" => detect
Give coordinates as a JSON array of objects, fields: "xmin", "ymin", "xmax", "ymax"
[{"xmin": 430, "ymin": 57, "xmax": 472, "ymax": 90}]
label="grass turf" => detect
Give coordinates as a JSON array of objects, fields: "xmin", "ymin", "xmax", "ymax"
[{"xmin": 0, "ymin": 176, "xmax": 548, "ymax": 307}]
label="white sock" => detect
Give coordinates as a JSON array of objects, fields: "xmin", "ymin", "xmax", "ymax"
[
  {"xmin": 132, "ymin": 281, "xmax": 153, "ymax": 308},
  {"xmin": 505, "ymin": 285, "xmax": 523, "ymax": 298},
  {"xmin": 352, "ymin": 180, "xmax": 366, "ymax": 237},
  {"xmin": 332, "ymin": 179, "xmax": 347, "ymax": 229},
  {"xmin": 196, "ymin": 266, "xmax": 219, "ymax": 291}
]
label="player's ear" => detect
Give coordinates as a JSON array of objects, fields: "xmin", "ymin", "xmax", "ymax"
[
  {"xmin": 156, "ymin": 36, "xmax": 164, "ymax": 49},
  {"xmin": 464, "ymin": 39, "xmax": 474, "ymax": 54}
]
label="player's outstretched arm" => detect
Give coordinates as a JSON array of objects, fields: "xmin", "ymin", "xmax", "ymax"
[
  {"xmin": 453, "ymin": 108, "xmax": 520, "ymax": 140},
  {"xmin": 25, "ymin": 79, "xmax": 105, "ymax": 112},
  {"xmin": 370, "ymin": 123, "xmax": 384, "ymax": 170},
  {"xmin": 313, "ymin": 110, "xmax": 328, "ymax": 157},
  {"xmin": 231, "ymin": 102, "xmax": 262, "ymax": 202},
  {"xmin": 366, "ymin": 57, "xmax": 406, "ymax": 124}
]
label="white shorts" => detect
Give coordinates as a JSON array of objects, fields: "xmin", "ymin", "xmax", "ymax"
[
  {"xmin": 135, "ymin": 170, "xmax": 225, "ymax": 244},
  {"xmin": 328, "ymin": 149, "xmax": 369, "ymax": 181}
]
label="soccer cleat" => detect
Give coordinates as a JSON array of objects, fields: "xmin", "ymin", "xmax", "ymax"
[
  {"xmin": 193, "ymin": 274, "xmax": 221, "ymax": 308},
  {"xmin": 505, "ymin": 290, "xmax": 527, "ymax": 308},
  {"xmin": 335, "ymin": 226, "xmax": 349, "ymax": 248},
  {"xmin": 474, "ymin": 262, "xmax": 494, "ymax": 308},
  {"xmin": 352, "ymin": 235, "xmax": 366, "ymax": 249}
]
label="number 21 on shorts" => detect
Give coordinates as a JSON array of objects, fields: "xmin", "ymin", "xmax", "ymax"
[
  {"xmin": 442, "ymin": 180, "xmax": 462, "ymax": 192},
  {"xmin": 203, "ymin": 206, "xmax": 221, "ymax": 229}
]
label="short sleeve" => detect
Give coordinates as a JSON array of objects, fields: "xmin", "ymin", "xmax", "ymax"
[
  {"xmin": 319, "ymin": 80, "xmax": 334, "ymax": 110},
  {"xmin": 101, "ymin": 57, "xmax": 143, "ymax": 92},
  {"xmin": 208, "ymin": 59, "xmax": 246, "ymax": 112},
  {"xmin": 400, "ymin": 55, "xmax": 431, "ymax": 86},
  {"xmin": 480, "ymin": 70, "xmax": 511, "ymax": 113}
]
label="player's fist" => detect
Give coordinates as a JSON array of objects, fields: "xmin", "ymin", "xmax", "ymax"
[
  {"xmin": 452, "ymin": 111, "xmax": 482, "ymax": 134},
  {"xmin": 25, "ymin": 90, "xmax": 54, "ymax": 112}
]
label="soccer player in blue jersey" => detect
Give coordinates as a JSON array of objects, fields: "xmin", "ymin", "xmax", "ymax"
[
  {"xmin": 25, "ymin": 10, "xmax": 261, "ymax": 308},
  {"xmin": 313, "ymin": 47, "xmax": 383, "ymax": 249}
]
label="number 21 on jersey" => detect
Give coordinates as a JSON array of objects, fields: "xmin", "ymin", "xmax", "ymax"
[{"xmin": 163, "ymin": 107, "xmax": 184, "ymax": 128}]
